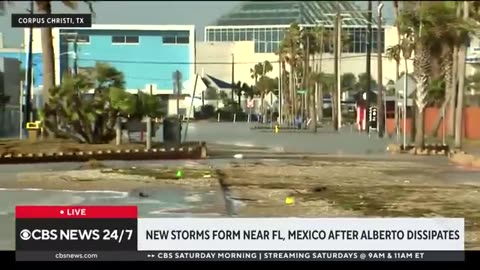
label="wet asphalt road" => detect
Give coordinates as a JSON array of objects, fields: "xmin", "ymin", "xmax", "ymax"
[{"xmin": 0, "ymin": 122, "xmax": 464, "ymax": 250}]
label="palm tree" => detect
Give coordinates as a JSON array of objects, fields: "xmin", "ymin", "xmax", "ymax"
[
  {"xmin": 300, "ymin": 29, "xmax": 319, "ymax": 132},
  {"xmin": 311, "ymin": 72, "xmax": 335, "ymax": 119},
  {"xmin": 396, "ymin": 2, "xmax": 429, "ymax": 148},
  {"xmin": 429, "ymin": 2, "xmax": 467, "ymax": 138},
  {"xmin": 386, "ymin": 45, "xmax": 402, "ymax": 82},
  {"xmin": 311, "ymin": 26, "xmax": 328, "ymax": 123},
  {"xmin": 396, "ymin": 1, "xmax": 476, "ymax": 149},
  {"xmin": 254, "ymin": 76, "xmax": 276, "ymax": 123},
  {"xmin": 392, "ymin": 1, "xmax": 401, "ymax": 81},
  {"xmin": 276, "ymin": 49, "xmax": 290, "ymax": 123},
  {"xmin": 279, "ymin": 23, "xmax": 302, "ymax": 124}
]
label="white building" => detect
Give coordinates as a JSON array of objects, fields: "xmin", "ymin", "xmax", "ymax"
[{"xmin": 201, "ymin": 1, "xmax": 413, "ymax": 89}]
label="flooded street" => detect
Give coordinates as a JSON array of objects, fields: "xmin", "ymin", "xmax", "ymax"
[{"xmin": 1, "ymin": 123, "xmax": 480, "ymax": 250}]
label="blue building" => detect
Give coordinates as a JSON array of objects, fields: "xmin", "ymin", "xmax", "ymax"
[
  {"xmin": 56, "ymin": 24, "xmax": 196, "ymax": 94},
  {"xmin": 0, "ymin": 48, "xmax": 43, "ymax": 88}
]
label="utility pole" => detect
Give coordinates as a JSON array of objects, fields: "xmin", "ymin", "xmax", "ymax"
[
  {"xmin": 454, "ymin": 1, "xmax": 469, "ymax": 149},
  {"xmin": 337, "ymin": 12, "xmax": 343, "ymax": 129},
  {"xmin": 174, "ymin": 70, "xmax": 182, "ymax": 118},
  {"xmin": 146, "ymin": 85, "xmax": 152, "ymax": 150},
  {"xmin": 278, "ymin": 53, "xmax": 283, "ymax": 124},
  {"xmin": 305, "ymin": 34, "xmax": 310, "ymax": 119},
  {"xmin": 73, "ymin": 34, "xmax": 78, "ymax": 76},
  {"xmin": 19, "ymin": 81, "xmax": 24, "ymax": 139},
  {"xmin": 366, "ymin": 0, "xmax": 372, "ymax": 133},
  {"xmin": 25, "ymin": 0, "xmax": 34, "ymax": 125},
  {"xmin": 231, "ymin": 54, "xmax": 235, "ymax": 103},
  {"xmin": 377, "ymin": 1, "xmax": 384, "ymax": 137},
  {"xmin": 333, "ymin": 12, "xmax": 339, "ymax": 131}
]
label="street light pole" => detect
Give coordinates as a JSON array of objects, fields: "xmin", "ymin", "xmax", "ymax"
[
  {"xmin": 377, "ymin": 1, "xmax": 384, "ymax": 137},
  {"xmin": 24, "ymin": 0, "xmax": 34, "ymax": 125},
  {"xmin": 278, "ymin": 52, "xmax": 283, "ymax": 124},
  {"xmin": 366, "ymin": 0, "xmax": 372, "ymax": 134},
  {"xmin": 333, "ymin": 13, "xmax": 339, "ymax": 131},
  {"xmin": 231, "ymin": 54, "xmax": 235, "ymax": 103},
  {"xmin": 337, "ymin": 12, "xmax": 343, "ymax": 130},
  {"xmin": 73, "ymin": 34, "xmax": 78, "ymax": 76}
]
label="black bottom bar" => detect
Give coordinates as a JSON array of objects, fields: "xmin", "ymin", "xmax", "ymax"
[{"xmin": 15, "ymin": 251, "xmax": 465, "ymax": 262}]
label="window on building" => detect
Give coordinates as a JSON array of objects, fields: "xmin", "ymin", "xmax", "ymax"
[
  {"xmin": 163, "ymin": 35, "xmax": 189, "ymax": 44},
  {"xmin": 272, "ymin": 29, "xmax": 279, "ymax": 41},
  {"xmin": 163, "ymin": 36, "xmax": 176, "ymax": 44},
  {"xmin": 112, "ymin": 36, "xmax": 125, "ymax": 43},
  {"xmin": 112, "ymin": 35, "xmax": 139, "ymax": 44},
  {"xmin": 221, "ymin": 30, "xmax": 227, "ymax": 41},
  {"xmin": 125, "ymin": 36, "xmax": 139, "ymax": 43},
  {"xmin": 227, "ymin": 29, "xmax": 233, "ymax": 41},
  {"xmin": 240, "ymin": 29, "xmax": 246, "ymax": 40},
  {"xmin": 259, "ymin": 29, "xmax": 266, "ymax": 41},
  {"xmin": 246, "ymin": 29, "xmax": 253, "ymax": 41},
  {"xmin": 208, "ymin": 31, "xmax": 215, "ymax": 41},
  {"xmin": 234, "ymin": 29, "xmax": 240, "ymax": 41},
  {"xmin": 176, "ymin": 36, "xmax": 189, "ymax": 44},
  {"xmin": 266, "ymin": 42, "xmax": 272, "ymax": 53},
  {"xmin": 65, "ymin": 34, "xmax": 89, "ymax": 43},
  {"xmin": 77, "ymin": 34, "xmax": 90, "ymax": 43},
  {"xmin": 265, "ymin": 28, "xmax": 272, "ymax": 41}
]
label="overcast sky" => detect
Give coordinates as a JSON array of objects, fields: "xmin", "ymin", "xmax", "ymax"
[{"xmin": 0, "ymin": 1, "xmax": 241, "ymax": 47}]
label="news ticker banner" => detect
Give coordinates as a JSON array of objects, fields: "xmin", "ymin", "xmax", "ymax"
[
  {"xmin": 15, "ymin": 206, "xmax": 465, "ymax": 261},
  {"xmin": 11, "ymin": 14, "xmax": 92, "ymax": 28}
]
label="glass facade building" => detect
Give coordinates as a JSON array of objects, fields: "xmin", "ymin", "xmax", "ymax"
[{"xmin": 205, "ymin": 1, "xmax": 386, "ymax": 54}]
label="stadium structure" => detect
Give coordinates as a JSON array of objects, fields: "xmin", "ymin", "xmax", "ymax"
[{"xmin": 204, "ymin": 1, "xmax": 385, "ymax": 54}]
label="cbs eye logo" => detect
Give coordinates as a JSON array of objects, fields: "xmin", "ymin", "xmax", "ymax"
[{"xmin": 19, "ymin": 229, "xmax": 32, "ymax": 240}]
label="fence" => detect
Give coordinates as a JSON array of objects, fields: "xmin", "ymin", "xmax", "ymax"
[{"xmin": 385, "ymin": 107, "xmax": 480, "ymax": 140}]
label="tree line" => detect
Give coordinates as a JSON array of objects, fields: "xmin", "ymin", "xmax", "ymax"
[
  {"xmin": 386, "ymin": 1, "xmax": 480, "ymax": 149},
  {"xmin": 4, "ymin": 1, "xmax": 480, "ymax": 150}
]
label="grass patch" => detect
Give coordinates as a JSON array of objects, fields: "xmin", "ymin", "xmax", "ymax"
[
  {"xmin": 301, "ymin": 185, "xmax": 430, "ymax": 216},
  {"xmin": 84, "ymin": 159, "xmax": 106, "ymax": 169},
  {"xmin": 301, "ymin": 184, "xmax": 480, "ymax": 241}
]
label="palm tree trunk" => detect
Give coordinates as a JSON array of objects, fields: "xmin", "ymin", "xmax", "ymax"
[
  {"xmin": 454, "ymin": 1, "xmax": 469, "ymax": 149},
  {"xmin": 39, "ymin": 2, "xmax": 57, "ymax": 137},
  {"xmin": 290, "ymin": 62, "xmax": 296, "ymax": 123},
  {"xmin": 281, "ymin": 61, "xmax": 289, "ymax": 124},
  {"xmin": 430, "ymin": 44, "xmax": 454, "ymax": 137},
  {"xmin": 449, "ymin": 3, "xmax": 462, "ymax": 137},
  {"xmin": 393, "ymin": 2, "xmax": 401, "ymax": 138},
  {"xmin": 317, "ymin": 40, "xmax": 324, "ymax": 122},
  {"xmin": 309, "ymin": 53, "xmax": 317, "ymax": 132},
  {"xmin": 40, "ymin": 7, "xmax": 55, "ymax": 104},
  {"xmin": 413, "ymin": 44, "xmax": 430, "ymax": 149},
  {"xmin": 448, "ymin": 45, "xmax": 459, "ymax": 137},
  {"xmin": 304, "ymin": 41, "xmax": 310, "ymax": 119},
  {"xmin": 331, "ymin": 85, "xmax": 337, "ymax": 129}
]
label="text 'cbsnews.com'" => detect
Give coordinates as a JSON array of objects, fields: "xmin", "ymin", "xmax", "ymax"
[{"xmin": 14, "ymin": 206, "xmax": 465, "ymax": 262}]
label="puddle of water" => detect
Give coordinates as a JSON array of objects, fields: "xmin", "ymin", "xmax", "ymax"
[
  {"xmin": 0, "ymin": 188, "xmax": 226, "ymax": 250},
  {"xmin": 0, "ymin": 188, "xmax": 225, "ymax": 216}
]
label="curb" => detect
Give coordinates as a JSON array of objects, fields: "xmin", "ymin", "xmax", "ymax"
[
  {"xmin": 0, "ymin": 142, "xmax": 207, "ymax": 164},
  {"xmin": 386, "ymin": 144, "xmax": 450, "ymax": 156}
]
